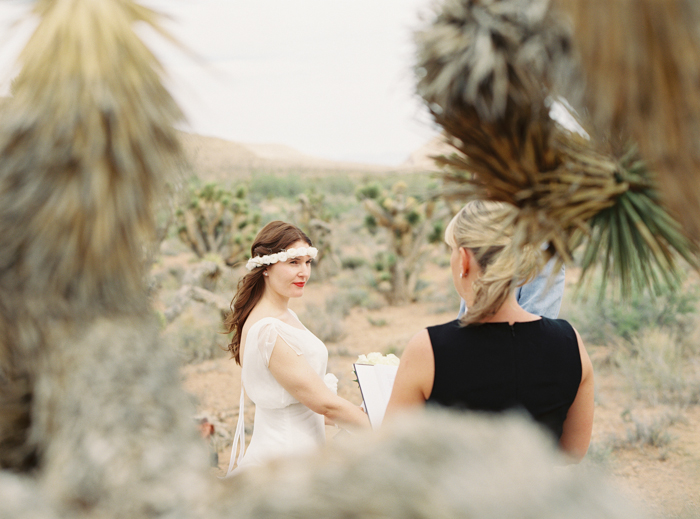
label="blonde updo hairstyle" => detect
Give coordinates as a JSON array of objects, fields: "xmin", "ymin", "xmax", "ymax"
[{"xmin": 445, "ymin": 201, "xmax": 544, "ymax": 325}]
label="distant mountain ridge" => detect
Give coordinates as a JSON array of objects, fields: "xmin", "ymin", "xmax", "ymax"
[
  {"xmin": 180, "ymin": 132, "xmax": 396, "ymax": 183},
  {"xmin": 400, "ymin": 134, "xmax": 452, "ymax": 172}
]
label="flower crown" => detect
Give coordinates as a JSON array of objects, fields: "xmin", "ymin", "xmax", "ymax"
[{"xmin": 246, "ymin": 246, "xmax": 318, "ymax": 271}]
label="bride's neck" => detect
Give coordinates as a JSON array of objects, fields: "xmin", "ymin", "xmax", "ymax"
[{"xmin": 258, "ymin": 289, "xmax": 290, "ymax": 317}]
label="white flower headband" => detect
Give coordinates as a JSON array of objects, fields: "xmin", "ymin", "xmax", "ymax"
[{"xmin": 246, "ymin": 246, "xmax": 318, "ymax": 271}]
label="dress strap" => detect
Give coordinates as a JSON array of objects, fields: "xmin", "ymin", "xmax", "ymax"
[{"xmin": 223, "ymin": 382, "xmax": 246, "ymax": 477}]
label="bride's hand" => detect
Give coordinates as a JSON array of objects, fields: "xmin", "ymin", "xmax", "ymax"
[{"xmin": 324, "ymin": 416, "xmax": 336, "ymax": 426}]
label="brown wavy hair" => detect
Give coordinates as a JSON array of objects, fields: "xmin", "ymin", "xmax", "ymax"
[{"xmin": 224, "ymin": 221, "xmax": 312, "ymax": 364}]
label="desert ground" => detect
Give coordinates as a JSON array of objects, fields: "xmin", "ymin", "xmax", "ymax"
[{"xmin": 160, "ymin": 133, "xmax": 700, "ymax": 519}]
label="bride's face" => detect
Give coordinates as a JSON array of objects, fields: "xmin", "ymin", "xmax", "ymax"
[{"xmin": 264, "ymin": 239, "xmax": 313, "ymax": 299}]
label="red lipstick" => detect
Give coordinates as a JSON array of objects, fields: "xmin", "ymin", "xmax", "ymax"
[{"xmin": 293, "ymin": 282, "xmax": 305, "ymax": 287}]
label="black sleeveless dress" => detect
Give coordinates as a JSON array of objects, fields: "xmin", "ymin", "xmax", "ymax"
[{"xmin": 426, "ymin": 317, "xmax": 581, "ymax": 440}]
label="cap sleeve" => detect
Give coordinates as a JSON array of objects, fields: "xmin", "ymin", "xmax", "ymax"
[{"xmin": 257, "ymin": 319, "xmax": 304, "ymax": 367}]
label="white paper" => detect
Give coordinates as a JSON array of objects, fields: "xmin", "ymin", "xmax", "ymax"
[{"xmin": 353, "ymin": 363, "xmax": 398, "ymax": 429}]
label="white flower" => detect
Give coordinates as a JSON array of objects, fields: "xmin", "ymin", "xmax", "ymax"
[
  {"xmin": 382, "ymin": 354, "xmax": 400, "ymax": 366},
  {"xmin": 324, "ymin": 373, "xmax": 338, "ymax": 394},
  {"xmin": 356, "ymin": 352, "xmax": 400, "ymax": 366},
  {"xmin": 366, "ymin": 352, "xmax": 384, "ymax": 364},
  {"xmin": 246, "ymin": 256, "xmax": 263, "ymax": 271},
  {"xmin": 245, "ymin": 246, "xmax": 318, "ymax": 270}
]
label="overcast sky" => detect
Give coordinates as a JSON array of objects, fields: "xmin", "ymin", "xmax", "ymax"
[{"xmin": 0, "ymin": 0, "xmax": 439, "ymax": 165}]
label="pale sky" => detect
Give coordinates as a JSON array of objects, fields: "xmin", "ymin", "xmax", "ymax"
[{"xmin": 0, "ymin": 0, "xmax": 439, "ymax": 165}]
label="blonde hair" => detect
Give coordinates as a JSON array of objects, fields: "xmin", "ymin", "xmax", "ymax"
[{"xmin": 445, "ymin": 201, "xmax": 543, "ymax": 325}]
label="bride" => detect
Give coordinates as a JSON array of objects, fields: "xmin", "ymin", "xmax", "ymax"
[{"xmin": 222, "ymin": 221, "xmax": 369, "ymax": 476}]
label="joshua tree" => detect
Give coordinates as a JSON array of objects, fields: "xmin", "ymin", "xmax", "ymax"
[
  {"xmin": 176, "ymin": 182, "xmax": 260, "ymax": 266},
  {"xmin": 0, "ymin": 1, "xmax": 223, "ymax": 517},
  {"xmin": 357, "ymin": 182, "xmax": 439, "ymax": 305},
  {"xmin": 298, "ymin": 190, "xmax": 337, "ymax": 280},
  {"xmin": 416, "ymin": 0, "xmax": 699, "ymax": 298}
]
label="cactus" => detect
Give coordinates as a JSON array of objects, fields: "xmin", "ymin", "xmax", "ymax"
[
  {"xmin": 298, "ymin": 190, "xmax": 337, "ymax": 280},
  {"xmin": 358, "ymin": 182, "xmax": 439, "ymax": 305},
  {"xmin": 176, "ymin": 182, "xmax": 260, "ymax": 266}
]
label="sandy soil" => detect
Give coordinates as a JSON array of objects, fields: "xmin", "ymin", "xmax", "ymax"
[{"xmin": 180, "ymin": 276, "xmax": 700, "ymax": 519}]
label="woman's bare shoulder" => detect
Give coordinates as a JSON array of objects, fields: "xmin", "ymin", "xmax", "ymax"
[{"xmin": 404, "ymin": 328, "xmax": 432, "ymax": 358}]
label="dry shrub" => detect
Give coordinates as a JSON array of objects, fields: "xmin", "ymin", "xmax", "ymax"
[
  {"xmin": 597, "ymin": 411, "xmax": 684, "ymax": 461},
  {"xmin": 221, "ymin": 408, "xmax": 645, "ymax": 519},
  {"xmin": 624, "ymin": 414, "xmax": 678, "ymax": 450},
  {"xmin": 613, "ymin": 329, "xmax": 700, "ymax": 406},
  {"xmin": 300, "ymin": 303, "xmax": 346, "ymax": 344},
  {"xmin": 161, "ymin": 304, "xmax": 227, "ymax": 364}
]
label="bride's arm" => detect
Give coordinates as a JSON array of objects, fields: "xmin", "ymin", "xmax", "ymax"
[{"xmin": 268, "ymin": 337, "xmax": 369, "ymax": 430}]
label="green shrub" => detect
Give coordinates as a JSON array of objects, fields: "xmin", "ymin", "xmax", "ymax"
[
  {"xmin": 325, "ymin": 288, "xmax": 381, "ymax": 315},
  {"xmin": 613, "ymin": 329, "xmax": 700, "ymax": 406},
  {"xmin": 625, "ymin": 416, "xmax": 675, "ymax": 448},
  {"xmin": 161, "ymin": 305, "xmax": 225, "ymax": 364},
  {"xmin": 249, "ymin": 173, "xmax": 306, "ymax": 200},
  {"xmin": 300, "ymin": 303, "xmax": 346, "ymax": 343},
  {"xmin": 564, "ymin": 271, "xmax": 700, "ymax": 345},
  {"xmin": 248, "ymin": 173, "xmax": 357, "ymax": 201},
  {"xmin": 368, "ymin": 316, "xmax": 387, "ymax": 327},
  {"xmin": 340, "ymin": 256, "xmax": 367, "ymax": 270}
]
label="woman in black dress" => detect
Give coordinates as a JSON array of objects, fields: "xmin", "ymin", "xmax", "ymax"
[{"xmin": 385, "ymin": 201, "xmax": 594, "ymax": 462}]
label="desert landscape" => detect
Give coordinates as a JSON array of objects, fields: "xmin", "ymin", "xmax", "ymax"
[{"xmin": 155, "ymin": 132, "xmax": 700, "ymax": 519}]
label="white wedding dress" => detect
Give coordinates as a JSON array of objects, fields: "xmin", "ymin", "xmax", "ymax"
[{"xmin": 224, "ymin": 313, "xmax": 337, "ymax": 476}]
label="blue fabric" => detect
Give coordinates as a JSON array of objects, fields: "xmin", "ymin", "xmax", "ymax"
[{"xmin": 458, "ymin": 259, "xmax": 565, "ymax": 319}]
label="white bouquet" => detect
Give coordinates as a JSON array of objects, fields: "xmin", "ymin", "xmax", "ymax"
[
  {"xmin": 355, "ymin": 352, "xmax": 400, "ymax": 366},
  {"xmin": 324, "ymin": 373, "xmax": 339, "ymax": 394}
]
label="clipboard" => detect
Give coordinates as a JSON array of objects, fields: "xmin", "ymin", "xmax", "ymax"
[{"xmin": 353, "ymin": 363, "xmax": 398, "ymax": 429}]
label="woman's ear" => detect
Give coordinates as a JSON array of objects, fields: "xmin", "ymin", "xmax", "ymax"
[{"xmin": 459, "ymin": 247, "xmax": 471, "ymax": 278}]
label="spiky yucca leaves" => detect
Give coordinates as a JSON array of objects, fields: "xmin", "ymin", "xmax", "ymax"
[
  {"xmin": 552, "ymin": 0, "xmax": 700, "ymax": 243},
  {"xmin": 416, "ymin": 0, "xmax": 582, "ymax": 259},
  {"xmin": 575, "ymin": 147, "xmax": 700, "ymax": 297},
  {"xmin": 0, "ymin": 0, "xmax": 184, "ymax": 470},
  {"xmin": 417, "ymin": 0, "xmax": 699, "ymax": 296},
  {"xmin": 2, "ymin": 0, "xmax": 184, "ymax": 311},
  {"xmin": 0, "ymin": 3, "xmax": 215, "ymax": 518},
  {"xmin": 416, "ymin": 0, "xmax": 577, "ymax": 126}
]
